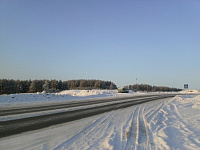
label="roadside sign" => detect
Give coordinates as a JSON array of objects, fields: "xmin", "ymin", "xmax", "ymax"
[{"xmin": 184, "ymin": 84, "xmax": 188, "ymax": 89}]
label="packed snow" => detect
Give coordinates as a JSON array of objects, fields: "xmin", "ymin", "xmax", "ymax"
[{"xmin": 0, "ymin": 90, "xmax": 200, "ymax": 150}]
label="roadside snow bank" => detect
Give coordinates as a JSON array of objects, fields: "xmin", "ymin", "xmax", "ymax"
[
  {"xmin": 0, "ymin": 90, "xmax": 148, "ymax": 106},
  {"xmin": 146, "ymin": 95, "xmax": 200, "ymax": 150},
  {"xmin": 179, "ymin": 89, "xmax": 200, "ymax": 94},
  {"xmin": 58, "ymin": 90, "xmax": 116, "ymax": 97}
]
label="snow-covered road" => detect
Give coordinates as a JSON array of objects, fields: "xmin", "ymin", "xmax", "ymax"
[{"xmin": 1, "ymin": 94, "xmax": 200, "ymax": 150}]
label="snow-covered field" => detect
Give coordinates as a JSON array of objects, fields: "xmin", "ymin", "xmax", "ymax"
[{"xmin": 0, "ymin": 90, "xmax": 200, "ymax": 150}]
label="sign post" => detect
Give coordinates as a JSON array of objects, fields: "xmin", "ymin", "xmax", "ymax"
[{"xmin": 184, "ymin": 84, "xmax": 188, "ymax": 95}]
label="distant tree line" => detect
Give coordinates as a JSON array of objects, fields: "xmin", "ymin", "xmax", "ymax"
[
  {"xmin": 124, "ymin": 84, "xmax": 182, "ymax": 92},
  {"xmin": 0, "ymin": 79, "xmax": 117, "ymax": 95}
]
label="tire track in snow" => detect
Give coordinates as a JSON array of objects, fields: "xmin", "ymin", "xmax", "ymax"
[
  {"xmin": 19, "ymin": 140, "xmax": 48, "ymax": 150},
  {"xmin": 54, "ymin": 112, "xmax": 117, "ymax": 150},
  {"xmin": 78, "ymin": 111, "xmax": 118, "ymax": 150},
  {"xmin": 149, "ymin": 97, "xmax": 200, "ymax": 149},
  {"xmin": 144, "ymin": 100, "xmax": 171, "ymax": 150},
  {"xmin": 53, "ymin": 114, "xmax": 111, "ymax": 150},
  {"xmin": 146, "ymin": 101, "xmax": 166, "ymax": 123},
  {"xmin": 167, "ymin": 101, "xmax": 200, "ymax": 148},
  {"xmin": 144, "ymin": 100, "xmax": 166, "ymax": 149},
  {"xmin": 137, "ymin": 105, "xmax": 150, "ymax": 150},
  {"xmin": 125, "ymin": 107, "xmax": 139, "ymax": 150},
  {"xmin": 119, "ymin": 110, "xmax": 136, "ymax": 150},
  {"xmin": 125, "ymin": 105, "xmax": 150, "ymax": 150},
  {"xmin": 112, "ymin": 113, "xmax": 128, "ymax": 150}
]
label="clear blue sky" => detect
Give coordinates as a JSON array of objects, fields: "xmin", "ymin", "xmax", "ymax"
[{"xmin": 0, "ymin": 0, "xmax": 200, "ymax": 89}]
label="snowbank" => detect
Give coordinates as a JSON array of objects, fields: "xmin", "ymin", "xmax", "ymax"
[
  {"xmin": 179, "ymin": 89, "xmax": 200, "ymax": 94},
  {"xmin": 145, "ymin": 94, "xmax": 200, "ymax": 149},
  {"xmin": 0, "ymin": 90, "xmax": 146, "ymax": 106},
  {"xmin": 58, "ymin": 90, "xmax": 116, "ymax": 97}
]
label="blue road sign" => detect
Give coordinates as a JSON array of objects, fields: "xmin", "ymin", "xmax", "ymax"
[{"xmin": 184, "ymin": 84, "xmax": 188, "ymax": 89}]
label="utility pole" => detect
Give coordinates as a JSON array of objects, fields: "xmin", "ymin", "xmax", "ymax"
[
  {"xmin": 0, "ymin": 80, "xmax": 2, "ymax": 95},
  {"xmin": 136, "ymin": 78, "xmax": 138, "ymax": 91}
]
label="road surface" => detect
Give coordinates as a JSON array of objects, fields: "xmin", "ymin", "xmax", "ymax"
[{"xmin": 0, "ymin": 94, "xmax": 177, "ymax": 139}]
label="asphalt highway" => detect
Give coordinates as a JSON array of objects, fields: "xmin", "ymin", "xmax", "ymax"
[
  {"xmin": 0, "ymin": 94, "xmax": 177, "ymax": 139},
  {"xmin": 0, "ymin": 94, "xmax": 162, "ymax": 116}
]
